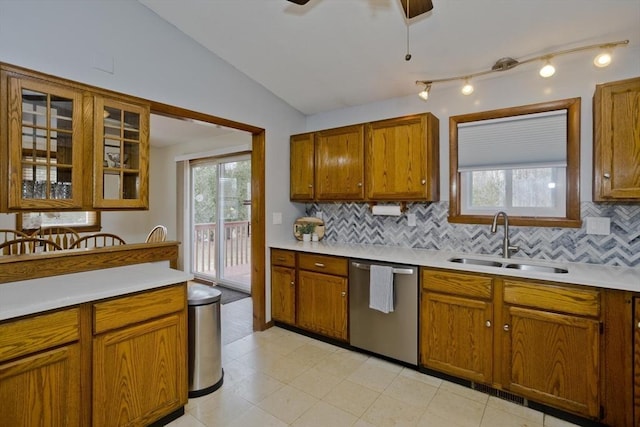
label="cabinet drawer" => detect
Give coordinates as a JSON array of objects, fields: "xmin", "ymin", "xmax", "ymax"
[
  {"xmin": 94, "ymin": 284, "xmax": 186, "ymax": 334},
  {"xmin": 422, "ymin": 269, "xmax": 493, "ymax": 299},
  {"xmin": 298, "ymin": 253, "xmax": 348, "ymax": 276},
  {"xmin": 0, "ymin": 307, "xmax": 79, "ymax": 362},
  {"xmin": 271, "ymin": 249, "xmax": 296, "ymax": 267},
  {"xmin": 503, "ymin": 280, "xmax": 600, "ymax": 317}
]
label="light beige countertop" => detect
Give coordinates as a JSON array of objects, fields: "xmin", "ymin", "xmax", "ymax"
[
  {"xmin": 271, "ymin": 240, "xmax": 640, "ymax": 293},
  {"xmin": 0, "ymin": 262, "xmax": 193, "ymax": 321}
]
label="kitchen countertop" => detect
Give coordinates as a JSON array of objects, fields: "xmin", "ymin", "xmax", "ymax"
[
  {"xmin": 271, "ymin": 240, "xmax": 639, "ymax": 293},
  {"xmin": 0, "ymin": 262, "xmax": 193, "ymax": 321}
]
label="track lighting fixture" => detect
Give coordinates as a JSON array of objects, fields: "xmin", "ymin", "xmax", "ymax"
[
  {"xmin": 461, "ymin": 79, "xmax": 474, "ymax": 95},
  {"xmin": 539, "ymin": 59, "xmax": 556, "ymax": 78},
  {"xmin": 416, "ymin": 39, "xmax": 628, "ymax": 100},
  {"xmin": 418, "ymin": 82, "xmax": 431, "ymax": 100}
]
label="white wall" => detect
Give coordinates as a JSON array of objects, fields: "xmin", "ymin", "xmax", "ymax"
[
  {"xmin": 307, "ymin": 48, "xmax": 640, "ymax": 202},
  {"xmin": 0, "ymin": 0, "xmax": 306, "ymax": 254}
]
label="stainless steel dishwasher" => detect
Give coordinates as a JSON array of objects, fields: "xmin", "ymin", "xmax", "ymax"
[{"xmin": 349, "ymin": 259, "xmax": 418, "ymax": 365}]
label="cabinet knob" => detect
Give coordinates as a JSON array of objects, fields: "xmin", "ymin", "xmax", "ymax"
[
  {"xmin": 290, "ymin": 281, "xmax": 295, "ymax": 286},
  {"xmin": 503, "ymin": 324, "xmax": 510, "ymax": 332},
  {"xmin": 603, "ymin": 173, "xmax": 611, "ymax": 179},
  {"xmin": 308, "ymin": 184, "xmax": 313, "ymax": 188},
  {"xmin": 485, "ymin": 320, "xmax": 491, "ymax": 328},
  {"xmin": 357, "ymin": 182, "xmax": 362, "ymax": 187},
  {"xmin": 421, "ymin": 179, "xmax": 426, "ymax": 185},
  {"xmin": 637, "ymin": 321, "xmax": 640, "ymax": 329},
  {"xmin": 341, "ymin": 291, "xmax": 346, "ymax": 297}
]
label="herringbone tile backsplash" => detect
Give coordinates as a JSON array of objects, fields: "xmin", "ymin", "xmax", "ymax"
[{"xmin": 310, "ymin": 202, "xmax": 640, "ymax": 267}]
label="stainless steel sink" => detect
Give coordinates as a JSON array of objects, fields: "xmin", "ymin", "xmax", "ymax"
[
  {"xmin": 504, "ymin": 263, "xmax": 568, "ymax": 274},
  {"xmin": 447, "ymin": 257, "xmax": 568, "ymax": 274},
  {"xmin": 448, "ymin": 257, "xmax": 503, "ymax": 268}
]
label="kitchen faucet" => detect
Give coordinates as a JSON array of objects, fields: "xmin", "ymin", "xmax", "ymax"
[{"xmin": 491, "ymin": 211, "xmax": 519, "ymax": 259}]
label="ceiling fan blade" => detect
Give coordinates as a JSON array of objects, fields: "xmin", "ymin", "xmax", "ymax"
[
  {"xmin": 400, "ymin": 0, "xmax": 433, "ymax": 19},
  {"xmin": 287, "ymin": 0, "xmax": 311, "ymax": 4}
]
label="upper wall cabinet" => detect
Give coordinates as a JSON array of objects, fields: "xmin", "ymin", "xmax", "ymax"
[
  {"xmin": 289, "ymin": 113, "xmax": 439, "ymax": 203},
  {"xmin": 290, "ymin": 132, "xmax": 315, "ymax": 201},
  {"xmin": 2, "ymin": 73, "xmax": 85, "ymax": 211},
  {"xmin": 315, "ymin": 125, "xmax": 365, "ymax": 201},
  {"xmin": 593, "ymin": 76, "xmax": 640, "ymax": 201},
  {"xmin": 93, "ymin": 97, "xmax": 149, "ymax": 209},
  {"xmin": 0, "ymin": 64, "xmax": 150, "ymax": 212},
  {"xmin": 366, "ymin": 113, "xmax": 439, "ymax": 201}
]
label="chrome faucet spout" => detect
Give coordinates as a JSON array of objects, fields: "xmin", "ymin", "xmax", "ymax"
[{"xmin": 491, "ymin": 211, "xmax": 519, "ymax": 259}]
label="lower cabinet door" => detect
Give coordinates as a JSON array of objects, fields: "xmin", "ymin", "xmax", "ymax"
[
  {"xmin": 298, "ymin": 270, "xmax": 348, "ymax": 340},
  {"xmin": 634, "ymin": 297, "xmax": 640, "ymax": 427},
  {"xmin": 502, "ymin": 306, "xmax": 600, "ymax": 418},
  {"xmin": 0, "ymin": 343, "xmax": 81, "ymax": 427},
  {"xmin": 420, "ymin": 291, "xmax": 493, "ymax": 383},
  {"xmin": 93, "ymin": 313, "xmax": 187, "ymax": 427},
  {"xmin": 271, "ymin": 265, "xmax": 296, "ymax": 325}
]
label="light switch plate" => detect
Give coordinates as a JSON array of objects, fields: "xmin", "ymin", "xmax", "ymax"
[
  {"xmin": 585, "ymin": 217, "xmax": 610, "ymax": 235},
  {"xmin": 272, "ymin": 212, "xmax": 282, "ymax": 225},
  {"xmin": 407, "ymin": 213, "xmax": 416, "ymax": 227}
]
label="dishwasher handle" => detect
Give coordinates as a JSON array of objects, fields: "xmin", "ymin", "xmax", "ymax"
[{"xmin": 351, "ymin": 261, "xmax": 414, "ymax": 275}]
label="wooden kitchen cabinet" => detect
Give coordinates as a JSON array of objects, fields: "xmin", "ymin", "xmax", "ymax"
[
  {"xmin": 0, "ymin": 308, "xmax": 81, "ymax": 427},
  {"xmin": 92, "ymin": 284, "xmax": 187, "ymax": 427},
  {"xmin": 501, "ymin": 280, "xmax": 601, "ymax": 418},
  {"xmin": 420, "ymin": 268, "xmax": 603, "ymax": 420},
  {"xmin": 93, "ymin": 96, "xmax": 149, "ymax": 209},
  {"xmin": 1, "ymin": 70, "xmax": 85, "ymax": 211},
  {"xmin": 0, "ymin": 63, "xmax": 150, "ymax": 212},
  {"xmin": 635, "ymin": 296, "xmax": 640, "ymax": 427},
  {"xmin": 420, "ymin": 269, "xmax": 494, "ymax": 384},
  {"xmin": 271, "ymin": 248, "xmax": 297, "ymax": 325},
  {"xmin": 297, "ymin": 253, "xmax": 349, "ymax": 341},
  {"xmin": 290, "ymin": 133, "xmax": 315, "ymax": 201},
  {"xmin": 315, "ymin": 125, "xmax": 365, "ymax": 201},
  {"xmin": 593, "ymin": 76, "xmax": 640, "ymax": 201},
  {"xmin": 366, "ymin": 113, "xmax": 439, "ymax": 201}
]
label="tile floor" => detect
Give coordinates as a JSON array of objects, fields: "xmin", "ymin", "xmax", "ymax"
[{"xmin": 169, "ymin": 298, "xmax": 581, "ymax": 427}]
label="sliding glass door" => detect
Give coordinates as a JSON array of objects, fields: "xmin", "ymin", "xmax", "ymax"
[{"xmin": 190, "ymin": 154, "xmax": 251, "ymax": 293}]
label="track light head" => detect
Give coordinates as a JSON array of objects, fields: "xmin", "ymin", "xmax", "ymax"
[{"xmin": 417, "ymin": 82, "xmax": 431, "ymax": 101}]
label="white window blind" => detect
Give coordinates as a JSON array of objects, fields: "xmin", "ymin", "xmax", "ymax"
[{"xmin": 458, "ymin": 110, "xmax": 567, "ymax": 172}]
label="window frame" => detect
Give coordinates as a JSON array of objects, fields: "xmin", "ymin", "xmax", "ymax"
[
  {"xmin": 449, "ymin": 98, "xmax": 581, "ymax": 228},
  {"xmin": 16, "ymin": 211, "xmax": 102, "ymax": 233}
]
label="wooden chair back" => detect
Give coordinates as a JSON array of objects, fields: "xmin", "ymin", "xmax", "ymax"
[
  {"xmin": 0, "ymin": 237, "xmax": 63, "ymax": 255},
  {"xmin": 145, "ymin": 225, "xmax": 167, "ymax": 243},
  {"xmin": 0, "ymin": 229, "xmax": 31, "ymax": 255},
  {"xmin": 31, "ymin": 226, "xmax": 80, "ymax": 249},
  {"xmin": 69, "ymin": 233, "xmax": 126, "ymax": 249}
]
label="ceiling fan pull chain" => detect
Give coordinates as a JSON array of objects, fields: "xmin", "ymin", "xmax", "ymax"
[{"xmin": 405, "ymin": 0, "xmax": 412, "ymax": 61}]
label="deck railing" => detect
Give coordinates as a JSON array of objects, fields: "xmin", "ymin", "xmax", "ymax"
[{"xmin": 193, "ymin": 221, "xmax": 251, "ymax": 276}]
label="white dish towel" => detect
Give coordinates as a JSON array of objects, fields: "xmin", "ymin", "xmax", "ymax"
[{"xmin": 369, "ymin": 265, "xmax": 394, "ymax": 314}]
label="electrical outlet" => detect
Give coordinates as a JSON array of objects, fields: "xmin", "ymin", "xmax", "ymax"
[
  {"xmin": 585, "ymin": 217, "xmax": 610, "ymax": 235},
  {"xmin": 407, "ymin": 213, "xmax": 416, "ymax": 227}
]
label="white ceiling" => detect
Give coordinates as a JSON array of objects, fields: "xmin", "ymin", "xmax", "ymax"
[
  {"xmin": 149, "ymin": 114, "xmax": 241, "ymax": 147},
  {"xmin": 140, "ymin": 0, "xmax": 639, "ymax": 116}
]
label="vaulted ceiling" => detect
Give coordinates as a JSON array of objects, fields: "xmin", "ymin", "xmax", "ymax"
[{"xmin": 140, "ymin": 0, "xmax": 639, "ymax": 117}]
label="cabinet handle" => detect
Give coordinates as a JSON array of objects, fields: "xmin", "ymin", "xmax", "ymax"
[
  {"xmin": 314, "ymin": 263, "xmax": 325, "ymax": 268},
  {"xmin": 485, "ymin": 320, "xmax": 491, "ymax": 328},
  {"xmin": 603, "ymin": 173, "xmax": 611, "ymax": 179},
  {"xmin": 276, "ymin": 257, "xmax": 286, "ymax": 261},
  {"xmin": 421, "ymin": 179, "xmax": 426, "ymax": 185},
  {"xmin": 341, "ymin": 291, "xmax": 346, "ymax": 297},
  {"xmin": 503, "ymin": 324, "xmax": 510, "ymax": 332}
]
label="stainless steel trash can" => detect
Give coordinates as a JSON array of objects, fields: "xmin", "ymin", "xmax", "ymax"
[{"xmin": 188, "ymin": 284, "xmax": 223, "ymax": 397}]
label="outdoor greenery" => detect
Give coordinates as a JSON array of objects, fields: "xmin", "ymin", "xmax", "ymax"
[{"xmin": 192, "ymin": 159, "xmax": 251, "ymax": 224}]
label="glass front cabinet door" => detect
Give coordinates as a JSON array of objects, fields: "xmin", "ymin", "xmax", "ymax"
[
  {"xmin": 7, "ymin": 76, "xmax": 84, "ymax": 210},
  {"xmin": 93, "ymin": 97, "xmax": 149, "ymax": 209}
]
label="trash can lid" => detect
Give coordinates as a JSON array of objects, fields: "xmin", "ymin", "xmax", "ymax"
[{"xmin": 188, "ymin": 284, "xmax": 222, "ymax": 305}]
